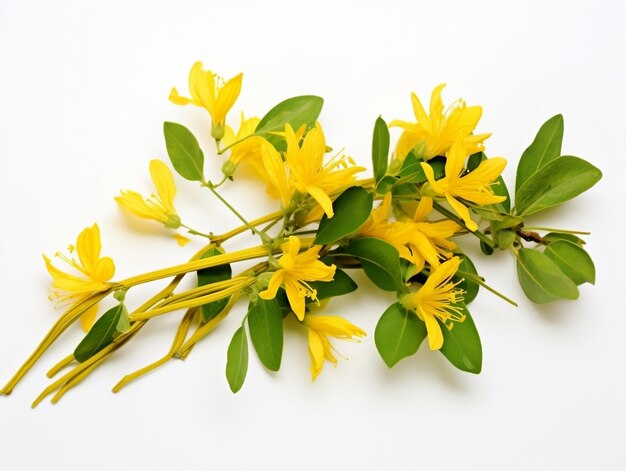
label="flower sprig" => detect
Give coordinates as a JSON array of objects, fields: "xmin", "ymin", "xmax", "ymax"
[{"xmin": 1, "ymin": 63, "xmax": 602, "ymax": 406}]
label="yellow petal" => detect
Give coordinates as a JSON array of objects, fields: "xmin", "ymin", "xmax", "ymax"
[
  {"xmin": 215, "ymin": 73, "xmax": 243, "ymax": 125},
  {"xmin": 307, "ymin": 328, "xmax": 326, "ymax": 381},
  {"xmin": 91, "ymin": 256, "xmax": 115, "ymax": 283},
  {"xmin": 306, "ymin": 185, "xmax": 334, "ymax": 218},
  {"xmin": 174, "ymin": 234, "xmax": 191, "ymax": 246},
  {"xmin": 259, "ymin": 271, "xmax": 284, "ymax": 301},
  {"xmin": 422, "ymin": 312, "xmax": 444, "ymax": 350},
  {"xmin": 76, "ymin": 224, "xmax": 101, "ymax": 274},
  {"xmin": 284, "ymin": 277, "xmax": 306, "ymax": 321},
  {"xmin": 445, "ymin": 194, "xmax": 477, "ymax": 232},
  {"xmin": 168, "ymin": 87, "xmax": 192, "ymax": 105},
  {"xmin": 80, "ymin": 303, "xmax": 99, "ymax": 332},
  {"xmin": 149, "ymin": 159, "xmax": 177, "ymax": 215}
]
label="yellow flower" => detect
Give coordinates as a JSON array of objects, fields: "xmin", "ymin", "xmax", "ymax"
[
  {"xmin": 222, "ymin": 113, "xmax": 262, "ymax": 166},
  {"xmin": 390, "ymin": 84, "xmax": 491, "ymax": 160},
  {"xmin": 360, "ymin": 194, "xmax": 459, "ymax": 272},
  {"xmin": 304, "ymin": 314, "xmax": 366, "ymax": 380},
  {"xmin": 401, "ymin": 256, "xmax": 465, "ymax": 351},
  {"xmin": 115, "ymin": 159, "xmax": 181, "ymax": 229},
  {"xmin": 421, "ymin": 140, "xmax": 507, "ymax": 231},
  {"xmin": 284, "ymin": 123, "xmax": 365, "ymax": 217},
  {"xmin": 259, "ymin": 236, "xmax": 336, "ymax": 321},
  {"xmin": 259, "ymin": 138, "xmax": 294, "ymax": 209},
  {"xmin": 44, "ymin": 224, "xmax": 115, "ymax": 331},
  {"xmin": 169, "ymin": 61, "xmax": 242, "ymax": 137}
]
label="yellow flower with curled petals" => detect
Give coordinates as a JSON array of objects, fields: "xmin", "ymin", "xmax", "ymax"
[
  {"xmin": 259, "ymin": 236, "xmax": 336, "ymax": 321},
  {"xmin": 304, "ymin": 315, "xmax": 366, "ymax": 381},
  {"xmin": 169, "ymin": 61, "xmax": 242, "ymax": 138},
  {"xmin": 44, "ymin": 224, "xmax": 115, "ymax": 331},
  {"xmin": 284, "ymin": 123, "xmax": 365, "ymax": 218},
  {"xmin": 421, "ymin": 140, "xmax": 507, "ymax": 232},
  {"xmin": 390, "ymin": 84, "xmax": 491, "ymax": 160},
  {"xmin": 401, "ymin": 256, "xmax": 465, "ymax": 350},
  {"xmin": 222, "ymin": 114, "xmax": 262, "ymax": 166},
  {"xmin": 115, "ymin": 159, "xmax": 182, "ymax": 229}
]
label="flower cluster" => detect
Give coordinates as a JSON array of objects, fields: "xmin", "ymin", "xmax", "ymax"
[{"xmin": 3, "ymin": 62, "xmax": 600, "ymax": 405}]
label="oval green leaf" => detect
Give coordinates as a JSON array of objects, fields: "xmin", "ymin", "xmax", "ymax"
[
  {"xmin": 544, "ymin": 240, "xmax": 595, "ymax": 285},
  {"xmin": 375, "ymin": 302, "xmax": 426, "ymax": 368},
  {"xmin": 515, "ymin": 156, "xmax": 602, "ymax": 217},
  {"xmin": 515, "ymin": 114, "xmax": 564, "ymax": 193},
  {"xmin": 543, "ymin": 232, "xmax": 585, "ymax": 246},
  {"xmin": 372, "ymin": 116, "xmax": 390, "ymax": 183},
  {"xmin": 453, "ymin": 253, "xmax": 479, "ymax": 304},
  {"xmin": 342, "ymin": 238, "xmax": 404, "ymax": 292},
  {"xmin": 254, "ymin": 95, "xmax": 324, "ymax": 151},
  {"xmin": 516, "ymin": 248, "xmax": 579, "ymax": 303},
  {"xmin": 197, "ymin": 247, "xmax": 233, "ymax": 322},
  {"xmin": 226, "ymin": 326, "xmax": 248, "ymax": 393},
  {"xmin": 74, "ymin": 304, "xmax": 127, "ymax": 363},
  {"xmin": 163, "ymin": 121, "xmax": 205, "ymax": 181},
  {"xmin": 247, "ymin": 298, "xmax": 283, "ymax": 371},
  {"xmin": 439, "ymin": 304, "xmax": 482, "ymax": 374},
  {"xmin": 314, "ymin": 186, "xmax": 373, "ymax": 245}
]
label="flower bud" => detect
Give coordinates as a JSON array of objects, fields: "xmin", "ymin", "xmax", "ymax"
[{"xmin": 222, "ymin": 160, "xmax": 238, "ymax": 177}]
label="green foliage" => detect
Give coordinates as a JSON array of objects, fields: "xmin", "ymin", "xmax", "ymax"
[
  {"xmin": 74, "ymin": 304, "xmax": 128, "ymax": 363},
  {"xmin": 254, "ymin": 96, "xmax": 324, "ymax": 151},
  {"xmin": 544, "ymin": 240, "xmax": 595, "ymax": 285},
  {"xmin": 439, "ymin": 304, "xmax": 482, "ymax": 374},
  {"xmin": 543, "ymin": 232, "xmax": 585, "ymax": 246},
  {"xmin": 340, "ymin": 238, "xmax": 404, "ymax": 292},
  {"xmin": 309, "ymin": 268, "xmax": 357, "ymax": 300},
  {"xmin": 247, "ymin": 298, "xmax": 283, "ymax": 371},
  {"xmin": 515, "ymin": 156, "xmax": 602, "ymax": 216},
  {"xmin": 454, "ymin": 253, "xmax": 480, "ymax": 304},
  {"xmin": 197, "ymin": 247, "xmax": 232, "ymax": 322},
  {"xmin": 163, "ymin": 122, "xmax": 205, "ymax": 181},
  {"xmin": 372, "ymin": 117, "xmax": 390, "ymax": 183},
  {"xmin": 375, "ymin": 302, "xmax": 426, "ymax": 367},
  {"xmin": 516, "ymin": 248, "xmax": 579, "ymax": 303},
  {"xmin": 398, "ymin": 154, "xmax": 446, "ymax": 183},
  {"xmin": 515, "ymin": 114, "xmax": 564, "ymax": 193},
  {"xmin": 314, "ymin": 186, "xmax": 373, "ymax": 245},
  {"xmin": 226, "ymin": 326, "xmax": 248, "ymax": 393}
]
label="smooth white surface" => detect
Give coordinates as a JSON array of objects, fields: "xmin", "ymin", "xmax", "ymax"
[{"xmin": 0, "ymin": 0, "xmax": 624, "ymax": 469}]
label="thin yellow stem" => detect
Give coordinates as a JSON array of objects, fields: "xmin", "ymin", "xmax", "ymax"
[
  {"xmin": 47, "ymin": 354, "xmax": 75, "ymax": 378},
  {"xmin": 211, "ymin": 211, "xmax": 283, "ymax": 244}
]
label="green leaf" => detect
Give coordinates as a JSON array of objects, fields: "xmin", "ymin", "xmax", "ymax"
[
  {"xmin": 197, "ymin": 247, "xmax": 232, "ymax": 322},
  {"xmin": 247, "ymin": 298, "xmax": 283, "ymax": 371},
  {"xmin": 225, "ymin": 326, "xmax": 248, "ymax": 393},
  {"xmin": 516, "ymin": 248, "xmax": 579, "ymax": 303},
  {"xmin": 543, "ymin": 232, "xmax": 585, "ymax": 246},
  {"xmin": 466, "ymin": 152, "xmax": 485, "ymax": 172},
  {"xmin": 341, "ymin": 238, "xmax": 404, "ymax": 292},
  {"xmin": 375, "ymin": 302, "xmax": 426, "ymax": 367},
  {"xmin": 544, "ymin": 240, "xmax": 595, "ymax": 285},
  {"xmin": 515, "ymin": 114, "xmax": 564, "ymax": 193},
  {"xmin": 314, "ymin": 187, "xmax": 373, "ymax": 245},
  {"xmin": 372, "ymin": 116, "xmax": 390, "ymax": 183},
  {"xmin": 308, "ymin": 268, "xmax": 357, "ymax": 300},
  {"xmin": 480, "ymin": 240, "xmax": 495, "ymax": 256},
  {"xmin": 375, "ymin": 175, "xmax": 396, "ymax": 195},
  {"xmin": 254, "ymin": 96, "xmax": 324, "ymax": 151},
  {"xmin": 398, "ymin": 154, "xmax": 445, "ymax": 183},
  {"xmin": 74, "ymin": 304, "xmax": 127, "ymax": 363},
  {"xmin": 515, "ymin": 156, "xmax": 602, "ymax": 216},
  {"xmin": 439, "ymin": 304, "xmax": 482, "ymax": 374},
  {"xmin": 163, "ymin": 122, "xmax": 205, "ymax": 181},
  {"xmin": 453, "ymin": 253, "xmax": 479, "ymax": 304}
]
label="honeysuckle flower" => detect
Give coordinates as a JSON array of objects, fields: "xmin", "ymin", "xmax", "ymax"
[
  {"xmin": 284, "ymin": 123, "xmax": 365, "ymax": 218},
  {"xmin": 304, "ymin": 314, "xmax": 366, "ymax": 381},
  {"xmin": 44, "ymin": 224, "xmax": 115, "ymax": 331},
  {"xmin": 260, "ymin": 138, "xmax": 294, "ymax": 209},
  {"xmin": 169, "ymin": 61, "xmax": 242, "ymax": 138},
  {"xmin": 360, "ymin": 194, "xmax": 459, "ymax": 272},
  {"xmin": 259, "ymin": 236, "xmax": 336, "ymax": 320},
  {"xmin": 222, "ymin": 114, "xmax": 262, "ymax": 166},
  {"xmin": 421, "ymin": 140, "xmax": 507, "ymax": 231},
  {"xmin": 115, "ymin": 159, "xmax": 182, "ymax": 230},
  {"xmin": 390, "ymin": 84, "xmax": 491, "ymax": 160},
  {"xmin": 401, "ymin": 256, "xmax": 465, "ymax": 350}
]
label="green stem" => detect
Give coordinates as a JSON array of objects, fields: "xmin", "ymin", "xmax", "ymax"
[
  {"xmin": 203, "ymin": 184, "xmax": 273, "ymax": 244},
  {"xmin": 433, "ymin": 201, "xmax": 496, "ymax": 248},
  {"xmin": 457, "ymin": 270, "xmax": 518, "ymax": 307},
  {"xmin": 522, "ymin": 226, "xmax": 590, "ymax": 235},
  {"xmin": 181, "ymin": 224, "xmax": 212, "ymax": 239},
  {"xmin": 217, "ymin": 134, "xmax": 254, "ymax": 155}
]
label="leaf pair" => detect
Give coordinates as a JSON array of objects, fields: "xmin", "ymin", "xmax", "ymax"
[{"xmin": 374, "ymin": 302, "xmax": 482, "ymax": 374}]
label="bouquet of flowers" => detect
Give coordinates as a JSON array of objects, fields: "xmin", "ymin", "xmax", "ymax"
[{"xmin": 1, "ymin": 62, "xmax": 601, "ymax": 407}]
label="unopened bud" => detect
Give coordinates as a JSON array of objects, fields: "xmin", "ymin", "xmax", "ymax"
[{"xmin": 222, "ymin": 160, "xmax": 237, "ymax": 177}]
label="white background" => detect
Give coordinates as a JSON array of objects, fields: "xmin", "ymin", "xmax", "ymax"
[{"xmin": 1, "ymin": 0, "xmax": 624, "ymax": 469}]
